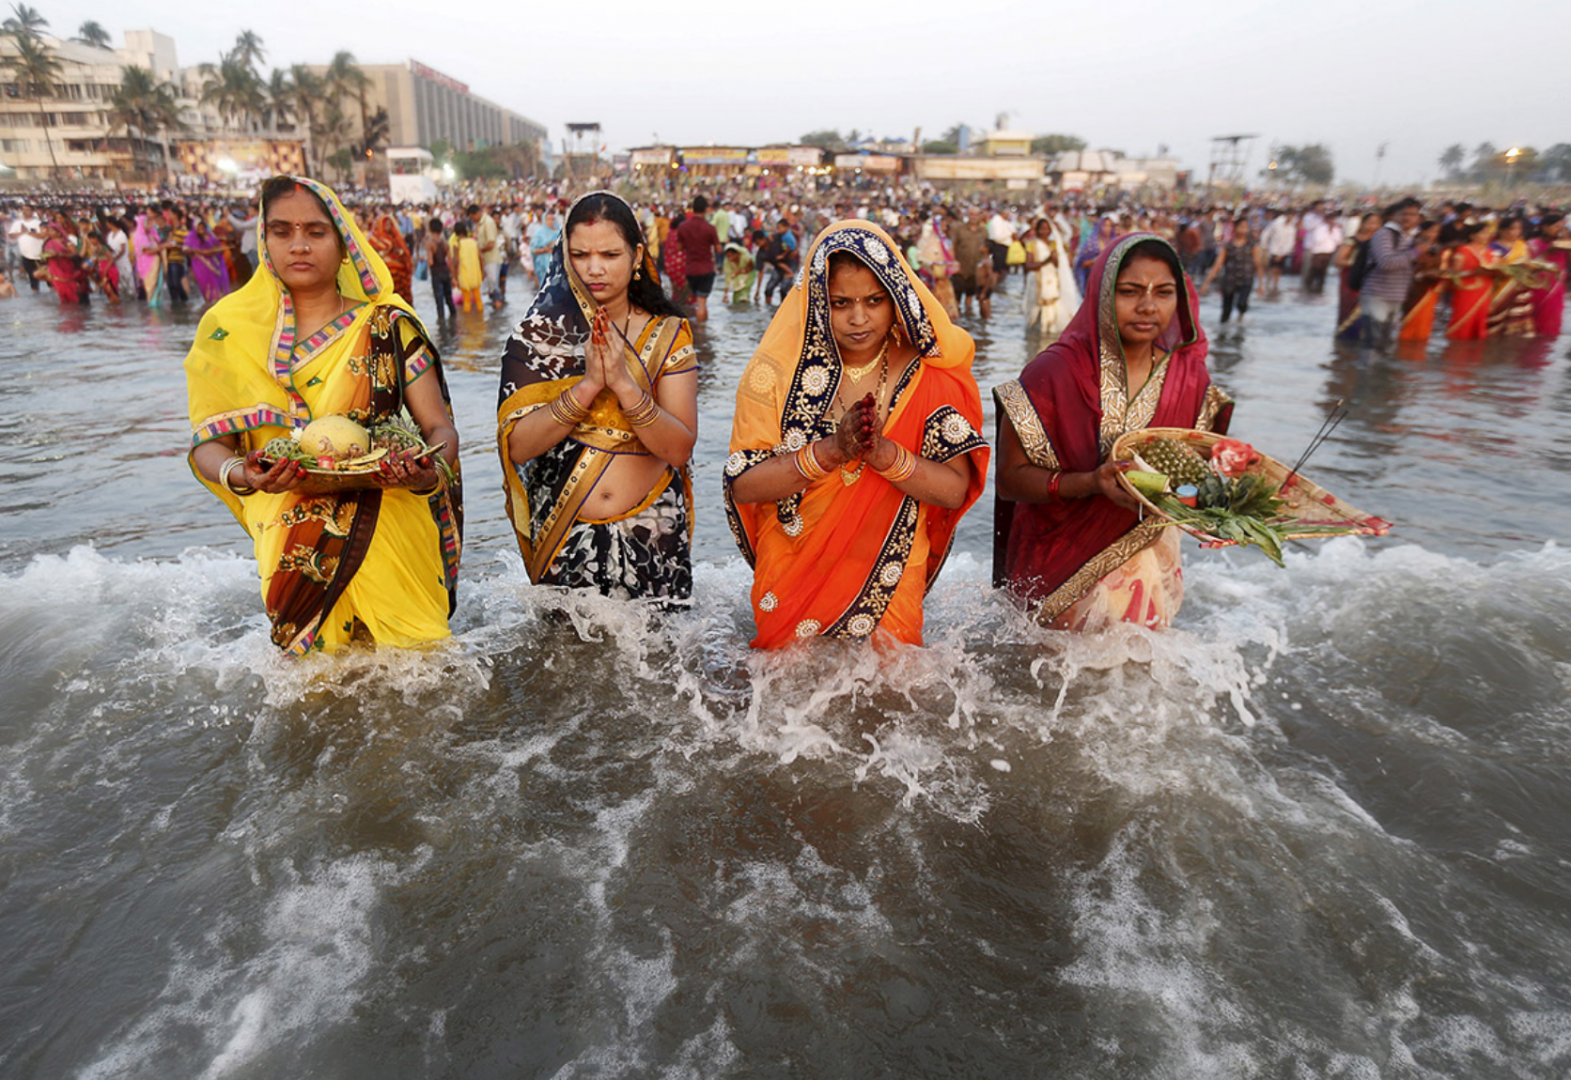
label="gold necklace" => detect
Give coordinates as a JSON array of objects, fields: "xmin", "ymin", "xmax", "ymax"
[{"xmin": 841, "ymin": 336, "xmax": 889, "ymax": 383}]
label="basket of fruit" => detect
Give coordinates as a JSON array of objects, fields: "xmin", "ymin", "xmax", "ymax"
[
  {"xmin": 260, "ymin": 410, "xmax": 451, "ymax": 493},
  {"xmin": 1111, "ymin": 427, "xmax": 1390, "ymax": 566}
]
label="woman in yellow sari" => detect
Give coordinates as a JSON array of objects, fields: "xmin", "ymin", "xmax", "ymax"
[
  {"xmin": 725, "ymin": 220, "xmax": 989, "ymax": 648},
  {"xmin": 184, "ymin": 176, "xmax": 463, "ymax": 656},
  {"xmin": 497, "ymin": 191, "xmax": 697, "ymax": 601}
]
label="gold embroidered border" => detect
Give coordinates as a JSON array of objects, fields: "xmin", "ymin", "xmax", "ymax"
[
  {"xmin": 1033, "ymin": 521, "xmax": 1163, "ymax": 623},
  {"xmin": 1196, "ymin": 384, "xmax": 1233, "ymax": 432},
  {"xmin": 994, "ymin": 380, "xmax": 1058, "ymax": 470}
]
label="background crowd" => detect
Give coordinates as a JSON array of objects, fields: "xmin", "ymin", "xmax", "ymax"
[{"xmin": 3, "ymin": 180, "xmax": 1566, "ymax": 347}]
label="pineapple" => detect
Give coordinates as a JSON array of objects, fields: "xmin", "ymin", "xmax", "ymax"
[{"xmin": 1140, "ymin": 439, "xmax": 1212, "ymax": 485}]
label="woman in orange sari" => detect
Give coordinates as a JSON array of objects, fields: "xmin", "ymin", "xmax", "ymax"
[
  {"xmin": 1445, "ymin": 222, "xmax": 1496, "ymax": 340},
  {"xmin": 369, "ymin": 212, "xmax": 414, "ymax": 305},
  {"xmin": 725, "ymin": 221, "xmax": 989, "ymax": 648}
]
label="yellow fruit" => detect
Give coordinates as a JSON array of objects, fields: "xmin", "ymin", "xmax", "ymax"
[{"xmin": 298, "ymin": 416, "xmax": 370, "ymax": 460}]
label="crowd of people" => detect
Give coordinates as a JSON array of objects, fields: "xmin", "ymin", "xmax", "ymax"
[
  {"xmin": 5, "ymin": 183, "xmax": 1565, "ymax": 351},
  {"xmin": 1, "ymin": 172, "xmax": 1563, "ymax": 656}
]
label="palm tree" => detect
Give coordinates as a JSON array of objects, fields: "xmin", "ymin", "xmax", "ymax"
[
  {"xmin": 319, "ymin": 101, "xmax": 354, "ymax": 184},
  {"xmin": 74, "ymin": 20, "xmax": 111, "ymax": 48},
  {"xmin": 109, "ymin": 65, "xmax": 185, "ymax": 182},
  {"xmin": 286, "ymin": 64, "xmax": 325, "ymax": 173},
  {"xmin": 1, "ymin": 3, "xmax": 47, "ymax": 33},
  {"xmin": 1438, "ymin": 144, "xmax": 1465, "ymax": 181},
  {"xmin": 2, "ymin": 29, "xmax": 62, "ymax": 177},
  {"xmin": 324, "ymin": 50, "xmax": 370, "ymax": 181},
  {"xmin": 261, "ymin": 67, "xmax": 294, "ymax": 133},
  {"xmin": 199, "ymin": 57, "xmax": 264, "ymax": 132},
  {"xmin": 228, "ymin": 30, "xmax": 265, "ymax": 75}
]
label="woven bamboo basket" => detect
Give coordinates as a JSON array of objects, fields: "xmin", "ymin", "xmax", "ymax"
[{"xmin": 1111, "ymin": 427, "xmax": 1390, "ymax": 545}]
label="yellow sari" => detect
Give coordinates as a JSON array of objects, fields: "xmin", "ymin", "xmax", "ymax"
[{"xmin": 184, "ymin": 177, "xmax": 462, "ymax": 655}]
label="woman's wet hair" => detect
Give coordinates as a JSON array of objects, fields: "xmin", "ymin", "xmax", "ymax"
[{"xmin": 567, "ymin": 194, "xmax": 685, "ymax": 319}]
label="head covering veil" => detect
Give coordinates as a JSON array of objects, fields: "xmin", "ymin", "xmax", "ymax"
[
  {"xmin": 498, "ymin": 189, "xmax": 662, "ymax": 406},
  {"xmin": 725, "ymin": 220, "xmax": 989, "ymax": 646}
]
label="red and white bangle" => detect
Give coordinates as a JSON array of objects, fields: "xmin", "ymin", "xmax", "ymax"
[{"xmin": 1045, "ymin": 470, "xmax": 1063, "ymax": 499}]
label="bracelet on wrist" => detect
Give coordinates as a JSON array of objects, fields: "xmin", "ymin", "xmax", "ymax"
[
  {"xmin": 218, "ymin": 455, "xmax": 255, "ymax": 496},
  {"xmin": 1045, "ymin": 469, "xmax": 1062, "ymax": 499},
  {"xmin": 795, "ymin": 442, "xmax": 829, "ymax": 482},
  {"xmin": 874, "ymin": 444, "xmax": 918, "ymax": 484},
  {"xmin": 550, "ymin": 386, "xmax": 591, "ymax": 428},
  {"xmin": 624, "ymin": 391, "xmax": 661, "ymax": 428}
]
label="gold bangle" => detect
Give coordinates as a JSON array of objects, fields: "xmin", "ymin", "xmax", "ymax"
[
  {"xmin": 795, "ymin": 442, "xmax": 828, "ymax": 481},
  {"xmin": 218, "ymin": 455, "xmax": 255, "ymax": 496},
  {"xmin": 624, "ymin": 391, "xmax": 661, "ymax": 428},
  {"xmin": 876, "ymin": 445, "xmax": 918, "ymax": 484},
  {"xmin": 550, "ymin": 387, "xmax": 590, "ymax": 427}
]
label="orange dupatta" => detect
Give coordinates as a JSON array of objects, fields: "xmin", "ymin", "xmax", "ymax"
[{"xmin": 724, "ymin": 220, "xmax": 989, "ymax": 649}]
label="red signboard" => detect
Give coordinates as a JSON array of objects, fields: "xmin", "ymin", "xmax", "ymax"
[{"xmin": 407, "ymin": 59, "xmax": 469, "ymax": 96}]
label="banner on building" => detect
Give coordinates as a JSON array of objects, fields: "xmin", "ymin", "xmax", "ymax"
[
  {"xmin": 756, "ymin": 147, "xmax": 823, "ymax": 167},
  {"xmin": 174, "ymin": 140, "xmax": 306, "ymax": 185},
  {"xmin": 834, "ymin": 154, "xmax": 901, "ymax": 173},
  {"xmin": 680, "ymin": 147, "xmax": 748, "ymax": 165}
]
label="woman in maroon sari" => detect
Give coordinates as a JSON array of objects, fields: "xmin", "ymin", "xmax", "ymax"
[{"xmin": 992, "ymin": 233, "xmax": 1232, "ymax": 631}]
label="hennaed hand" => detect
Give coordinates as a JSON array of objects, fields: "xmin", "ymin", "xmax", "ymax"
[
  {"xmin": 243, "ymin": 451, "xmax": 305, "ymax": 494},
  {"xmin": 376, "ymin": 447, "xmax": 442, "ymax": 491}
]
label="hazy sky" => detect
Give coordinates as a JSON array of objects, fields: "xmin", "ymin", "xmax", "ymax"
[{"xmin": 35, "ymin": 0, "xmax": 1570, "ymax": 186}]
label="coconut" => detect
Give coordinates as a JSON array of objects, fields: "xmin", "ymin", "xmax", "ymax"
[{"xmin": 298, "ymin": 416, "xmax": 370, "ymax": 461}]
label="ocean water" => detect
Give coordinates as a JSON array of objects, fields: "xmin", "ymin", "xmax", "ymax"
[{"xmin": 2, "ymin": 276, "xmax": 1569, "ymax": 1079}]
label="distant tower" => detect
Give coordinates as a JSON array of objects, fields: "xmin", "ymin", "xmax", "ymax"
[
  {"xmin": 1207, "ymin": 134, "xmax": 1259, "ymax": 194},
  {"xmin": 564, "ymin": 122, "xmax": 602, "ymax": 179}
]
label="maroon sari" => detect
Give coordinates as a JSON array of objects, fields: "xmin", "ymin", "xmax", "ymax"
[{"xmin": 992, "ymin": 233, "xmax": 1233, "ymax": 622}]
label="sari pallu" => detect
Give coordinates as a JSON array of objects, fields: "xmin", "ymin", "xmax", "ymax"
[
  {"xmin": 184, "ymin": 176, "xmax": 463, "ymax": 656},
  {"xmin": 132, "ymin": 214, "xmax": 166, "ymax": 305},
  {"xmin": 41, "ymin": 234, "xmax": 82, "ymax": 304},
  {"xmin": 1446, "ymin": 245, "xmax": 1495, "ymax": 340},
  {"xmin": 725, "ymin": 221, "xmax": 989, "ymax": 649},
  {"xmin": 370, "ymin": 214, "xmax": 414, "ymax": 305},
  {"xmin": 184, "ymin": 223, "xmax": 231, "ymax": 304},
  {"xmin": 1527, "ymin": 237, "xmax": 1567, "ymax": 338},
  {"xmin": 993, "ymin": 233, "xmax": 1233, "ymax": 630},
  {"xmin": 497, "ymin": 190, "xmax": 696, "ymax": 598}
]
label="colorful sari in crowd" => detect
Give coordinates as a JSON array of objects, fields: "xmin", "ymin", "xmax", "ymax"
[
  {"xmin": 132, "ymin": 214, "xmax": 166, "ymax": 305},
  {"xmin": 1398, "ymin": 246, "xmax": 1444, "ymax": 342},
  {"xmin": 184, "ymin": 176, "xmax": 463, "ymax": 656},
  {"xmin": 184, "ymin": 219, "xmax": 231, "ymax": 304},
  {"xmin": 40, "ymin": 227, "xmax": 83, "ymax": 304},
  {"xmin": 1023, "ymin": 226, "xmax": 1080, "ymax": 335},
  {"xmin": 531, "ymin": 218, "xmax": 561, "ymax": 286},
  {"xmin": 370, "ymin": 214, "xmax": 414, "ymax": 305},
  {"xmin": 497, "ymin": 191, "xmax": 696, "ymax": 601},
  {"xmin": 993, "ymin": 233, "xmax": 1233, "ymax": 631},
  {"xmin": 1485, "ymin": 237, "xmax": 1533, "ymax": 337},
  {"xmin": 723, "ymin": 242, "xmax": 756, "ymax": 300},
  {"xmin": 1446, "ymin": 244, "xmax": 1496, "ymax": 340},
  {"xmin": 1527, "ymin": 235, "xmax": 1567, "ymax": 338},
  {"xmin": 725, "ymin": 220, "xmax": 989, "ymax": 649}
]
